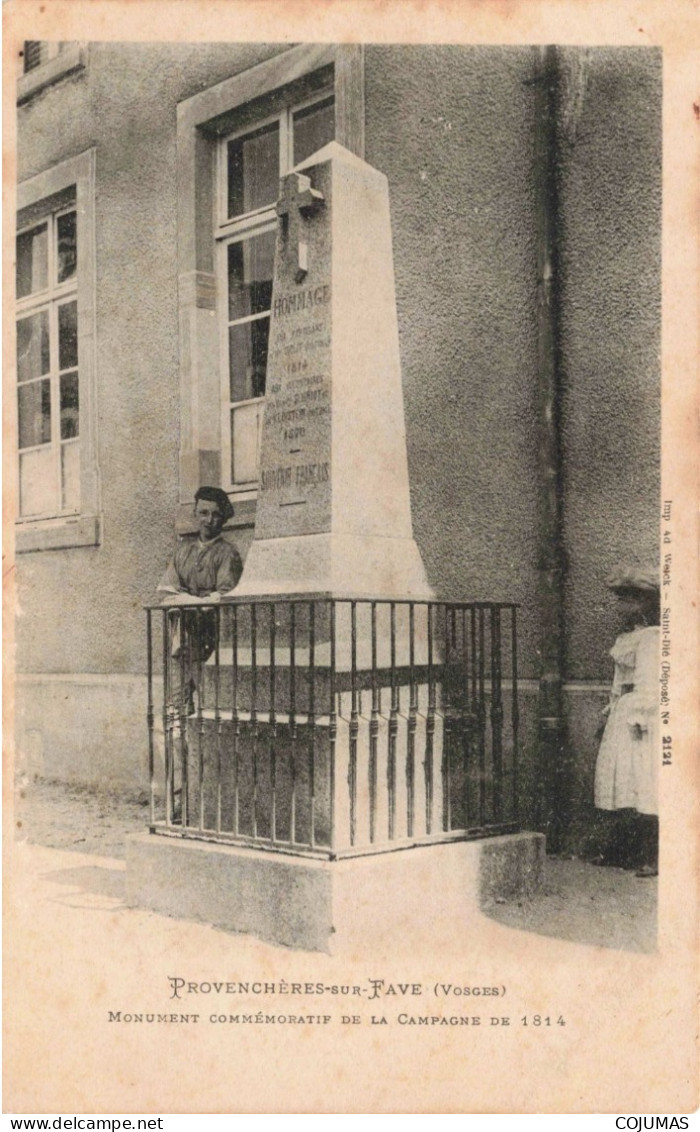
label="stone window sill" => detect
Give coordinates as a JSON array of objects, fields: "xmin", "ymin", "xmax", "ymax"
[
  {"xmin": 15, "ymin": 513, "xmax": 101, "ymax": 553},
  {"xmin": 17, "ymin": 44, "xmax": 86, "ymax": 105}
]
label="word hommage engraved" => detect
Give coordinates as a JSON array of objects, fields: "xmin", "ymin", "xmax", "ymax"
[{"xmin": 273, "ymin": 285, "xmax": 331, "ymax": 319}]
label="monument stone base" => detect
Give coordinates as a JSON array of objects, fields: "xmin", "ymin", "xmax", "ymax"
[
  {"xmin": 234, "ymin": 532, "xmax": 435, "ymax": 600},
  {"xmin": 125, "ymin": 832, "xmax": 545, "ymax": 954}
]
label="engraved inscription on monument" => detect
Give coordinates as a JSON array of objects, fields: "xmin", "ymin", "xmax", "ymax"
[
  {"xmin": 234, "ymin": 143, "xmax": 433, "ymax": 599},
  {"xmin": 255, "ymin": 169, "xmax": 333, "ymax": 540}
]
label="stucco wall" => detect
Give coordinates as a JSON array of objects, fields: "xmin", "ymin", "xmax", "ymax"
[
  {"xmin": 16, "ymin": 43, "xmax": 289, "ymax": 675},
  {"xmin": 14, "ymin": 45, "xmax": 661, "ymax": 840},
  {"xmin": 17, "ymin": 43, "xmax": 547, "ymax": 677},
  {"xmin": 557, "ymin": 48, "xmax": 662, "ymax": 681},
  {"xmin": 365, "ymin": 46, "xmax": 541, "ymax": 670}
]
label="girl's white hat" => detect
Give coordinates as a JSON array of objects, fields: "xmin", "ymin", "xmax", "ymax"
[{"xmin": 606, "ymin": 566, "xmax": 660, "ymax": 594}]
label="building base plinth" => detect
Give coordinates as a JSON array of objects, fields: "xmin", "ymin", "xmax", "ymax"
[{"xmin": 126, "ymin": 832, "xmax": 545, "ymax": 953}]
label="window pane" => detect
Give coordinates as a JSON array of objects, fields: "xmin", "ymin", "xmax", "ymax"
[
  {"xmin": 18, "ymin": 379, "xmax": 51, "ymax": 449},
  {"xmin": 231, "ymin": 401, "xmax": 262, "ymax": 484},
  {"xmin": 293, "ymin": 97, "xmax": 335, "ymax": 166},
  {"xmin": 227, "ymin": 122, "xmax": 279, "ymax": 217},
  {"xmin": 60, "ymin": 371, "xmax": 79, "ymax": 438},
  {"xmin": 20, "ymin": 446, "xmax": 56, "ymax": 516},
  {"xmin": 61, "ymin": 441, "xmax": 80, "ymax": 511},
  {"xmin": 229, "ymin": 317, "xmax": 269, "ymax": 402},
  {"xmin": 17, "ymin": 311, "xmax": 50, "ymax": 383},
  {"xmin": 228, "ymin": 232, "xmax": 275, "ymax": 321},
  {"xmin": 16, "ymin": 223, "xmax": 48, "ymax": 298},
  {"xmin": 58, "ymin": 301, "xmax": 78, "ymax": 370},
  {"xmin": 57, "ymin": 211, "xmax": 77, "ymax": 283}
]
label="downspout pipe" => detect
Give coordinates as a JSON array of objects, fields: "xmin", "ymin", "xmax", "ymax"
[{"xmin": 533, "ymin": 46, "xmax": 568, "ymax": 852}]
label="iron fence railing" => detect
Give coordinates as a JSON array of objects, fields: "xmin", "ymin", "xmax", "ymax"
[{"xmin": 146, "ymin": 598, "xmax": 519, "ymax": 859}]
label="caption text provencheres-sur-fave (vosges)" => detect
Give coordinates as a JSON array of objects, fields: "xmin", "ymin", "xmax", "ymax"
[{"xmin": 106, "ymin": 977, "xmax": 566, "ymax": 1028}]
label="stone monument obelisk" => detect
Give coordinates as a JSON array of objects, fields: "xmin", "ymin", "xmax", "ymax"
[
  {"xmin": 233, "ymin": 142, "xmax": 434, "ymax": 601},
  {"xmin": 127, "ymin": 145, "xmax": 542, "ymax": 951}
]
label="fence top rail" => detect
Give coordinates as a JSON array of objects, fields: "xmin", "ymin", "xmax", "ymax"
[{"xmin": 144, "ymin": 595, "xmax": 520, "ymax": 612}]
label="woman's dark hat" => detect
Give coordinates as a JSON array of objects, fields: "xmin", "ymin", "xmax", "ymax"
[{"xmin": 194, "ymin": 486, "xmax": 234, "ymax": 522}]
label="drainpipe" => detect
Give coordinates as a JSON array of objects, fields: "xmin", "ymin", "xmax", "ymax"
[{"xmin": 533, "ymin": 46, "xmax": 568, "ymax": 852}]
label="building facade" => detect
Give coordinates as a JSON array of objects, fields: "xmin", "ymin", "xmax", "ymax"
[{"xmin": 13, "ymin": 42, "xmax": 661, "ymax": 853}]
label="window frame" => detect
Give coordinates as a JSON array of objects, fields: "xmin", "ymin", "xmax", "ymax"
[
  {"xmin": 23, "ymin": 41, "xmax": 64, "ymax": 73},
  {"xmin": 175, "ymin": 43, "xmax": 364, "ymax": 528},
  {"xmin": 14, "ymin": 149, "xmax": 100, "ymax": 553},
  {"xmin": 17, "ymin": 42, "xmax": 86, "ymax": 105},
  {"xmin": 216, "ymin": 86, "xmax": 335, "ymax": 498},
  {"xmin": 217, "ymin": 222, "xmax": 275, "ymax": 497},
  {"xmin": 16, "ymin": 206, "xmax": 80, "ymax": 520}
]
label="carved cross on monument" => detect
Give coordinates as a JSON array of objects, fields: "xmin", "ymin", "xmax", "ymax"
[{"xmin": 276, "ymin": 171, "xmax": 325, "ymax": 283}]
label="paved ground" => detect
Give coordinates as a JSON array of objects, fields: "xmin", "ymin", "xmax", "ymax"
[
  {"xmin": 483, "ymin": 854, "xmax": 656, "ymax": 953},
  {"xmin": 6, "ymin": 835, "xmax": 676, "ymax": 1114},
  {"xmin": 15, "ymin": 774, "xmax": 154, "ymax": 859},
  {"xmin": 14, "ymin": 775, "xmax": 657, "ymax": 953}
]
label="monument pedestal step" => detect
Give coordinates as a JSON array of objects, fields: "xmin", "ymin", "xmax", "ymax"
[{"xmin": 125, "ymin": 831, "xmax": 545, "ymax": 953}]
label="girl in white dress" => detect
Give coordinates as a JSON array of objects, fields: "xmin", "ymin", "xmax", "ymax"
[{"xmin": 594, "ymin": 567, "xmax": 660, "ymax": 876}]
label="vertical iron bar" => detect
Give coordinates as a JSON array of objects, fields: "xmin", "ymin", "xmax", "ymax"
[
  {"xmin": 470, "ymin": 606, "xmax": 477, "ymax": 826},
  {"xmin": 369, "ymin": 602, "xmax": 379, "ymax": 844},
  {"xmin": 308, "ymin": 602, "xmax": 316, "ymax": 847},
  {"xmin": 146, "ymin": 609, "xmax": 155, "ymax": 827},
  {"xmin": 470, "ymin": 607, "xmax": 478, "ymax": 714},
  {"xmin": 195, "ymin": 611, "xmax": 205, "ymax": 831},
  {"xmin": 406, "ymin": 602, "xmax": 417, "ymax": 838},
  {"xmin": 511, "ymin": 606, "xmax": 520, "ymax": 822},
  {"xmin": 442, "ymin": 606, "xmax": 453, "ymax": 832},
  {"xmin": 162, "ymin": 612, "xmax": 173, "ymax": 826},
  {"xmin": 329, "ymin": 601, "xmax": 337, "ymax": 851},
  {"xmin": 289, "ymin": 601, "xmax": 297, "ymax": 844},
  {"xmin": 478, "ymin": 608, "xmax": 486, "ymax": 824},
  {"xmin": 425, "ymin": 603, "xmax": 435, "ymax": 835},
  {"xmin": 349, "ymin": 601, "xmax": 358, "ymax": 847},
  {"xmin": 461, "ymin": 608, "xmax": 470, "ymax": 827},
  {"xmin": 214, "ymin": 606, "xmax": 222, "ymax": 834},
  {"xmin": 178, "ymin": 610, "xmax": 189, "ymax": 826},
  {"xmin": 231, "ymin": 605, "xmax": 240, "ymax": 836},
  {"xmin": 251, "ymin": 603, "xmax": 258, "ymax": 840},
  {"xmin": 269, "ymin": 603, "xmax": 277, "ymax": 844},
  {"xmin": 491, "ymin": 606, "xmax": 504, "ymax": 823},
  {"xmin": 388, "ymin": 602, "xmax": 398, "ymax": 841}
]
